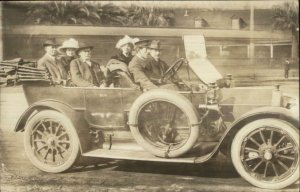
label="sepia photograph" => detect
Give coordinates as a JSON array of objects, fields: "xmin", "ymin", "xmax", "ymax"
[{"xmin": 0, "ymin": 1, "xmax": 299, "ymax": 191}]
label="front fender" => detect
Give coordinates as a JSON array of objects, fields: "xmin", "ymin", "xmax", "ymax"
[
  {"xmin": 15, "ymin": 99, "xmax": 91, "ymax": 153},
  {"xmin": 229, "ymin": 106, "xmax": 299, "ymax": 129},
  {"xmin": 218, "ymin": 106, "xmax": 299, "ymax": 154}
]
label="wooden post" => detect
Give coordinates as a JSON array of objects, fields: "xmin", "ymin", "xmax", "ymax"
[
  {"xmin": 249, "ymin": 3, "xmax": 255, "ymax": 78},
  {"xmin": 270, "ymin": 44, "xmax": 273, "ymax": 59},
  {"xmin": 0, "ymin": 3, "xmax": 3, "ymax": 61}
]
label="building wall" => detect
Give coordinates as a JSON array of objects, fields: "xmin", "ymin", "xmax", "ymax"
[
  {"xmin": 3, "ymin": 34, "xmax": 184, "ymax": 65},
  {"xmin": 1, "ymin": 3, "xmax": 297, "ymax": 80},
  {"xmin": 175, "ymin": 9, "xmax": 251, "ymax": 30}
]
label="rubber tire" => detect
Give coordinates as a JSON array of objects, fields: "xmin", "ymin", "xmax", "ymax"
[
  {"xmin": 231, "ymin": 118, "xmax": 299, "ymax": 189},
  {"xmin": 24, "ymin": 110, "xmax": 80, "ymax": 173},
  {"xmin": 129, "ymin": 89, "xmax": 199, "ymax": 158}
]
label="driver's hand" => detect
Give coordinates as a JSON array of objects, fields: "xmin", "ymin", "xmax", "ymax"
[{"xmin": 158, "ymin": 79, "xmax": 163, "ymax": 84}]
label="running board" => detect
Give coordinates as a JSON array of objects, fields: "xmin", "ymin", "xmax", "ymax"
[{"xmin": 82, "ymin": 149, "xmax": 198, "ymax": 163}]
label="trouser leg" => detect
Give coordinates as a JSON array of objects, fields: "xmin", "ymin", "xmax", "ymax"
[{"xmin": 284, "ymin": 70, "xmax": 288, "ymax": 78}]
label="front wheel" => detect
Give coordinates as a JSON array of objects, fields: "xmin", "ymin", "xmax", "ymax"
[
  {"xmin": 129, "ymin": 89, "xmax": 199, "ymax": 158},
  {"xmin": 231, "ymin": 118, "xmax": 299, "ymax": 189},
  {"xmin": 24, "ymin": 110, "xmax": 80, "ymax": 173}
]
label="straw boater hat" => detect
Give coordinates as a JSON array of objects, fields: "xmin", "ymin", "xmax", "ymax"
[
  {"xmin": 116, "ymin": 35, "xmax": 139, "ymax": 49},
  {"xmin": 75, "ymin": 42, "xmax": 94, "ymax": 55},
  {"xmin": 148, "ymin": 40, "xmax": 162, "ymax": 50},
  {"xmin": 43, "ymin": 38, "xmax": 59, "ymax": 47},
  {"xmin": 57, "ymin": 38, "xmax": 79, "ymax": 54}
]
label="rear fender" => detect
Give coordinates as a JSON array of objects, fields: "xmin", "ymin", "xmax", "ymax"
[
  {"xmin": 218, "ymin": 106, "xmax": 299, "ymax": 154},
  {"xmin": 15, "ymin": 99, "xmax": 91, "ymax": 153}
]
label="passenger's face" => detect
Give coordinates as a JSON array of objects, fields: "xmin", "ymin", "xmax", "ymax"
[
  {"xmin": 120, "ymin": 43, "xmax": 133, "ymax": 56},
  {"xmin": 65, "ymin": 48, "xmax": 76, "ymax": 57},
  {"xmin": 139, "ymin": 47, "xmax": 149, "ymax": 59},
  {"xmin": 79, "ymin": 49, "xmax": 91, "ymax": 61},
  {"xmin": 149, "ymin": 49, "xmax": 161, "ymax": 61},
  {"xmin": 45, "ymin": 45, "xmax": 57, "ymax": 56}
]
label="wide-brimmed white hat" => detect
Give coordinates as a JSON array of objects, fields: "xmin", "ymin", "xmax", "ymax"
[
  {"xmin": 58, "ymin": 38, "xmax": 79, "ymax": 54},
  {"xmin": 116, "ymin": 35, "xmax": 139, "ymax": 49}
]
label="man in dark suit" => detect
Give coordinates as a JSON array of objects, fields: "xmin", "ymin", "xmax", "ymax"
[
  {"xmin": 70, "ymin": 43, "xmax": 106, "ymax": 87},
  {"xmin": 284, "ymin": 58, "xmax": 291, "ymax": 79},
  {"xmin": 129, "ymin": 40, "xmax": 181, "ymax": 90},
  {"xmin": 128, "ymin": 39, "xmax": 156, "ymax": 90},
  {"xmin": 146, "ymin": 40, "xmax": 182, "ymax": 87},
  {"xmin": 37, "ymin": 38, "xmax": 68, "ymax": 83}
]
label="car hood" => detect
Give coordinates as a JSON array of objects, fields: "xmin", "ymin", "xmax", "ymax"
[{"xmin": 188, "ymin": 58, "xmax": 223, "ymax": 84}]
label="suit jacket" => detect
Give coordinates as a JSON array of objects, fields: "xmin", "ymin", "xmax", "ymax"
[
  {"xmin": 59, "ymin": 55, "xmax": 76, "ymax": 74},
  {"xmin": 37, "ymin": 54, "xmax": 68, "ymax": 81},
  {"xmin": 146, "ymin": 56, "xmax": 182, "ymax": 85},
  {"xmin": 128, "ymin": 55, "xmax": 158, "ymax": 89},
  {"xmin": 70, "ymin": 58, "xmax": 105, "ymax": 87},
  {"xmin": 129, "ymin": 55, "xmax": 181, "ymax": 89},
  {"xmin": 284, "ymin": 60, "xmax": 290, "ymax": 70}
]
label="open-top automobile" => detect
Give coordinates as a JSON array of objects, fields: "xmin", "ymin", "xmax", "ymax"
[{"xmin": 1, "ymin": 35, "xmax": 298, "ymax": 189}]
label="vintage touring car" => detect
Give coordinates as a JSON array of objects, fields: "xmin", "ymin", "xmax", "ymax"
[{"xmin": 1, "ymin": 35, "xmax": 299, "ymax": 189}]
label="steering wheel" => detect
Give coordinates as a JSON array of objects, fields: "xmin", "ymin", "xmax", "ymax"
[{"xmin": 160, "ymin": 58, "xmax": 187, "ymax": 83}]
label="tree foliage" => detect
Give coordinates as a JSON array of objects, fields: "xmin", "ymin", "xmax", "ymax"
[
  {"xmin": 124, "ymin": 5, "xmax": 175, "ymax": 27},
  {"xmin": 24, "ymin": 1, "xmax": 175, "ymax": 27},
  {"xmin": 272, "ymin": 1, "xmax": 299, "ymax": 59},
  {"xmin": 95, "ymin": 3, "xmax": 126, "ymax": 25},
  {"xmin": 25, "ymin": 1, "xmax": 124, "ymax": 25},
  {"xmin": 272, "ymin": 1, "xmax": 299, "ymax": 33}
]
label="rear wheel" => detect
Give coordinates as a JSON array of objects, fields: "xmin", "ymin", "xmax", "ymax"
[
  {"xmin": 24, "ymin": 110, "xmax": 80, "ymax": 173},
  {"xmin": 231, "ymin": 118, "xmax": 299, "ymax": 189}
]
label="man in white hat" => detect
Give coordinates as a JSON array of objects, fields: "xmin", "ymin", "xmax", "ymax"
[
  {"xmin": 70, "ymin": 42, "xmax": 106, "ymax": 87},
  {"xmin": 57, "ymin": 38, "xmax": 79, "ymax": 73}
]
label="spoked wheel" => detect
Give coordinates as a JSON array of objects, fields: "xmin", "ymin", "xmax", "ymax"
[
  {"xmin": 231, "ymin": 118, "xmax": 299, "ymax": 189},
  {"xmin": 140, "ymin": 101, "xmax": 190, "ymax": 147},
  {"xmin": 129, "ymin": 90, "xmax": 199, "ymax": 158},
  {"xmin": 24, "ymin": 110, "xmax": 80, "ymax": 173}
]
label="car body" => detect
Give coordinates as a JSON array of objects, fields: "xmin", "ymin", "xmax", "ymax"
[{"xmin": 2, "ymin": 35, "xmax": 298, "ymax": 189}]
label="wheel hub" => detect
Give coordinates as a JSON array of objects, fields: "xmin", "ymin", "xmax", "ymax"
[
  {"xmin": 263, "ymin": 150, "xmax": 273, "ymax": 160},
  {"xmin": 47, "ymin": 136, "xmax": 56, "ymax": 147},
  {"xmin": 259, "ymin": 144, "xmax": 274, "ymax": 161}
]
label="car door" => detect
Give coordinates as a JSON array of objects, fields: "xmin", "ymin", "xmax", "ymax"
[{"xmin": 84, "ymin": 87, "xmax": 124, "ymax": 129}]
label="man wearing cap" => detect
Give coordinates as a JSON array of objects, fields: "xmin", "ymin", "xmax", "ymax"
[
  {"xmin": 57, "ymin": 38, "xmax": 79, "ymax": 74},
  {"xmin": 37, "ymin": 38, "xmax": 68, "ymax": 82},
  {"xmin": 70, "ymin": 43, "xmax": 106, "ymax": 87},
  {"xmin": 128, "ymin": 39, "xmax": 158, "ymax": 89},
  {"xmin": 146, "ymin": 40, "xmax": 182, "ymax": 88},
  {"xmin": 129, "ymin": 40, "xmax": 181, "ymax": 90}
]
